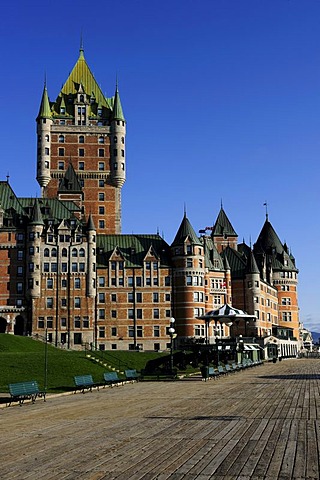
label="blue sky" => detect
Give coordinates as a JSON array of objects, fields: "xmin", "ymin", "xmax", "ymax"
[{"xmin": 0, "ymin": 0, "xmax": 319, "ymax": 331}]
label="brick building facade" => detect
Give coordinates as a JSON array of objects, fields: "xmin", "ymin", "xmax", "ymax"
[{"xmin": 0, "ymin": 46, "xmax": 300, "ymax": 358}]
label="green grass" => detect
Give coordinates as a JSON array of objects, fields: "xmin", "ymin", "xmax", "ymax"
[{"xmin": 0, "ymin": 334, "xmax": 169, "ymax": 394}]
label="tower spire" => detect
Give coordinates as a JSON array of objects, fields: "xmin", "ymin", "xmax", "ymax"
[{"xmin": 263, "ymin": 201, "xmax": 268, "ymax": 220}]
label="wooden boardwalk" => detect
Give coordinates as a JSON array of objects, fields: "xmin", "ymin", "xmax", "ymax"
[{"xmin": 1, "ymin": 358, "xmax": 320, "ymax": 479}]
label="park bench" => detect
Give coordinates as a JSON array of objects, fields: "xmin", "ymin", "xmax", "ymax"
[
  {"xmin": 217, "ymin": 365, "xmax": 227, "ymax": 376},
  {"xmin": 125, "ymin": 369, "xmax": 140, "ymax": 382},
  {"xmin": 74, "ymin": 374, "xmax": 99, "ymax": 394},
  {"xmin": 140, "ymin": 368, "xmax": 177, "ymax": 380},
  {"xmin": 103, "ymin": 372, "xmax": 123, "ymax": 387},
  {"xmin": 225, "ymin": 364, "xmax": 234, "ymax": 374},
  {"xmin": 8, "ymin": 380, "xmax": 46, "ymax": 406}
]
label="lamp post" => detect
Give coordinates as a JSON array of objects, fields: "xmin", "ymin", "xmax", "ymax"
[{"xmin": 169, "ymin": 317, "xmax": 175, "ymax": 374}]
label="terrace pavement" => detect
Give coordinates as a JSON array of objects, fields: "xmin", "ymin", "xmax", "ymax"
[{"xmin": 1, "ymin": 358, "xmax": 320, "ymax": 479}]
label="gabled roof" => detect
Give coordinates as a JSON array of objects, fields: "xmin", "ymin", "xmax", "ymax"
[
  {"xmin": 212, "ymin": 207, "xmax": 237, "ymax": 237},
  {"xmin": 58, "ymin": 163, "xmax": 83, "ymax": 193},
  {"xmin": 0, "ymin": 181, "xmax": 25, "ymax": 217},
  {"xmin": 246, "ymin": 249, "xmax": 260, "ymax": 275},
  {"xmin": 172, "ymin": 214, "xmax": 201, "ymax": 247},
  {"xmin": 97, "ymin": 234, "xmax": 171, "ymax": 268}
]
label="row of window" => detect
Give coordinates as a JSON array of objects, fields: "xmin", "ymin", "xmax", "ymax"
[
  {"xmin": 44, "ymin": 247, "xmax": 86, "ymax": 257},
  {"xmin": 99, "ymin": 325, "xmax": 171, "ymax": 339},
  {"xmin": 98, "ymin": 292, "xmax": 171, "ymax": 303},
  {"xmin": 38, "ymin": 316, "xmax": 89, "ymax": 329},
  {"xmin": 43, "ymin": 262, "xmax": 88, "ymax": 273},
  {"xmin": 57, "ymin": 134, "xmax": 124, "ymax": 144},
  {"xmin": 98, "ymin": 308, "xmax": 171, "ymax": 320},
  {"xmin": 57, "ymin": 148, "xmax": 124, "ymax": 158}
]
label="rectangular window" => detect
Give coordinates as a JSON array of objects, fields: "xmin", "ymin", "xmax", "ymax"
[
  {"xmin": 165, "ymin": 276, "xmax": 170, "ymax": 286},
  {"xmin": 128, "ymin": 309, "xmax": 134, "ymax": 319},
  {"xmin": 136, "ymin": 292, "xmax": 142, "ymax": 303},
  {"xmin": 111, "ymin": 310, "xmax": 117, "ymax": 318},
  {"xmin": 99, "ymin": 179, "xmax": 104, "ymax": 187},
  {"xmin": 17, "ymin": 250, "xmax": 23, "ymax": 261},
  {"xmin": 282, "ymin": 312, "xmax": 292, "ymax": 322},
  {"xmin": 99, "ymin": 292, "xmax": 105, "ymax": 303},
  {"xmin": 136, "ymin": 309, "xmax": 142, "ymax": 319},
  {"xmin": 47, "ymin": 278, "xmax": 53, "ymax": 289},
  {"xmin": 38, "ymin": 318, "xmax": 45, "ymax": 329},
  {"xmin": 74, "ymin": 317, "xmax": 81, "ymax": 328},
  {"xmin": 79, "ymin": 148, "xmax": 85, "ymax": 157},
  {"xmin": 137, "ymin": 326, "xmax": 143, "ymax": 338},
  {"xmin": 128, "ymin": 276, "xmax": 133, "ymax": 286},
  {"xmin": 16, "ymin": 282, "xmax": 23, "ymax": 294},
  {"xmin": 58, "ymin": 148, "xmax": 64, "ymax": 156},
  {"xmin": 111, "ymin": 293, "xmax": 117, "ymax": 302},
  {"xmin": 153, "ymin": 292, "xmax": 159, "ymax": 303},
  {"xmin": 61, "ymin": 298, "xmax": 67, "ymax": 307},
  {"xmin": 128, "ymin": 292, "xmax": 134, "ymax": 302},
  {"xmin": 99, "ymin": 327, "xmax": 105, "ymax": 338},
  {"xmin": 186, "ymin": 276, "xmax": 192, "ymax": 286},
  {"xmin": 111, "ymin": 327, "xmax": 117, "ymax": 336},
  {"xmin": 99, "ymin": 206, "xmax": 105, "ymax": 214},
  {"xmin": 186, "ymin": 258, "xmax": 193, "ymax": 268},
  {"xmin": 98, "ymin": 162, "xmax": 105, "ymax": 170},
  {"xmin": 136, "ymin": 277, "xmax": 142, "ymax": 287},
  {"xmin": 75, "ymin": 297, "xmax": 81, "ymax": 308},
  {"xmin": 154, "ymin": 326, "xmax": 160, "ymax": 337},
  {"xmin": 74, "ymin": 278, "xmax": 80, "ymax": 289},
  {"xmin": 99, "ymin": 309, "xmax": 105, "ymax": 319},
  {"xmin": 153, "ymin": 309, "xmax": 159, "ymax": 319},
  {"xmin": 98, "ymin": 149, "xmax": 105, "ymax": 157},
  {"xmin": 99, "ymin": 192, "xmax": 104, "ymax": 201},
  {"xmin": 128, "ymin": 326, "xmax": 134, "ymax": 338},
  {"xmin": 83, "ymin": 317, "xmax": 89, "ymax": 328},
  {"xmin": 79, "ymin": 161, "xmax": 85, "ymax": 170},
  {"xmin": 58, "ymin": 161, "xmax": 64, "ymax": 170},
  {"xmin": 99, "ymin": 277, "xmax": 105, "ymax": 287},
  {"xmin": 46, "ymin": 297, "xmax": 53, "ymax": 308}
]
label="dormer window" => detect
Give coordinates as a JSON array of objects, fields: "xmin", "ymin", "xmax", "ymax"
[
  {"xmin": 97, "ymin": 108, "xmax": 102, "ymax": 116},
  {"xmin": 80, "ymin": 95, "xmax": 84, "ymax": 102},
  {"xmin": 60, "ymin": 107, "xmax": 65, "ymax": 114}
]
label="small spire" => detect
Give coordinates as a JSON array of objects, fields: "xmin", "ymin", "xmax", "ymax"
[
  {"xmin": 221, "ymin": 198, "xmax": 223, "ymax": 209},
  {"xmin": 183, "ymin": 202, "xmax": 187, "ymax": 217}
]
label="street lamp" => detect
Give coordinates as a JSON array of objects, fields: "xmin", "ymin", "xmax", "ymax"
[{"xmin": 169, "ymin": 317, "xmax": 176, "ymax": 374}]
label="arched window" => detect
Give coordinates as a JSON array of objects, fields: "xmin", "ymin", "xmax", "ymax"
[
  {"xmin": 61, "ymin": 248, "xmax": 67, "ymax": 257},
  {"xmin": 51, "ymin": 247, "xmax": 57, "ymax": 257},
  {"xmin": 59, "ymin": 135, "xmax": 65, "ymax": 143},
  {"xmin": 72, "ymin": 248, "xmax": 78, "ymax": 257},
  {"xmin": 44, "ymin": 248, "xmax": 49, "ymax": 257},
  {"xmin": 45, "ymin": 134, "xmax": 50, "ymax": 142},
  {"xmin": 79, "ymin": 135, "xmax": 85, "ymax": 144},
  {"xmin": 79, "ymin": 248, "xmax": 85, "ymax": 257},
  {"xmin": 98, "ymin": 136, "xmax": 104, "ymax": 144}
]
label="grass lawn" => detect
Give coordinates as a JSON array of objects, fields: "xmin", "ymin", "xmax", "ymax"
[{"xmin": 0, "ymin": 334, "xmax": 171, "ymax": 394}]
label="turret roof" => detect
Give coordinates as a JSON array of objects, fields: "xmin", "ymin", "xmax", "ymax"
[
  {"xmin": 37, "ymin": 84, "xmax": 52, "ymax": 119},
  {"xmin": 29, "ymin": 198, "xmax": 44, "ymax": 226},
  {"xmin": 112, "ymin": 84, "xmax": 125, "ymax": 121},
  {"xmin": 58, "ymin": 163, "xmax": 83, "ymax": 193},
  {"xmin": 212, "ymin": 207, "xmax": 237, "ymax": 237},
  {"xmin": 172, "ymin": 214, "xmax": 202, "ymax": 247},
  {"xmin": 87, "ymin": 213, "xmax": 96, "ymax": 231}
]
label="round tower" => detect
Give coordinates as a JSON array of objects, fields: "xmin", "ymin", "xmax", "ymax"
[
  {"xmin": 110, "ymin": 84, "xmax": 126, "ymax": 189},
  {"xmin": 27, "ymin": 200, "xmax": 44, "ymax": 299},
  {"xmin": 36, "ymin": 84, "xmax": 53, "ymax": 195}
]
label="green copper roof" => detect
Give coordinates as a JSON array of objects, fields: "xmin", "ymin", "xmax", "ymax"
[
  {"xmin": 112, "ymin": 85, "xmax": 125, "ymax": 121},
  {"xmin": 212, "ymin": 207, "xmax": 237, "ymax": 237},
  {"xmin": 172, "ymin": 214, "xmax": 202, "ymax": 247},
  {"xmin": 245, "ymin": 249, "xmax": 260, "ymax": 275},
  {"xmin": 87, "ymin": 214, "xmax": 96, "ymax": 231},
  {"xmin": 56, "ymin": 48, "xmax": 112, "ymax": 110},
  {"xmin": 0, "ymin": 181, "xmax": 25, "ymax": 218},
  {"xmin": 37, "ymin": 85, "xmax": 52, "ymax": 119},
  {"xmin": 221, "ymin": 246, "xmax": 246, "ymax": 279},
  {"xmin": 97, "ymin": 234, "xmax": 171, "ymax": 268}
]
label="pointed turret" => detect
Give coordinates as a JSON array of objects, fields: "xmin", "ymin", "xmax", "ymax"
[
  {"xmin": 36, "ymin": 83, "xmax": 53, "ymax": 193},
  {"xmin": 212, "ymin": 207, "xmax": 238, "ymax": 252},
  {"xmin": 37, "ymin": 84, "xmax": 52, "ymax": 120},
  {"xmin": 172, "ymin": 213, "xmax": 201, "ymax": 247},
  {"xmin": 245, "ymin": 249, "xmax": 260, "ymax": 275},
  {"xmin": 29, "ymin": 198, "xmax": 44, "ymax": 226},
  {"xmin": 112, "ymin": 84, "xmax": 125, "ymax": 121},
  {"xmin": 58, "ymin": 163, "xmax": 83, "ymax": 193}
]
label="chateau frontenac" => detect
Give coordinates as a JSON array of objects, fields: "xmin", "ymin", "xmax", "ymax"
[{"xmin": 0, "ymin": 46, "xmax": 300, "ymax": 358}]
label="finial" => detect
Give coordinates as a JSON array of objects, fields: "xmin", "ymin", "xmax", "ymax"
[
  {"xmin": 263, "ymin": 201, "xmax": 268, "ymax": 220},
  {"xmin": 221, "ymin": 198, "xmax": 223, "ymax": 209},
  {"xmin": 6, "ymin": 173, "xmax": 9, "ymax": 183},
  {"xmin": 79, "ymin": 31, "xmax": 84, "ymax": 57},
  {"xmin": 183, "ymin": 202, "xmax": 187, "ymax": 217}
]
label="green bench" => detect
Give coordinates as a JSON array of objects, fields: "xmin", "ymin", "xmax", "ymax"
[
  {"xmin": 125, "ymin": 369, "xmax": 140, "ymax": 382},
  {"xmin": 74, "ymin": 374, "xmax": 99, "ymax": 394},
  {"xmin": 8, "ymin": 381, "xmax": 46, "ymax": 406},
  {"xmin": 103, "ymin": 372, "xmax": 123, "ymax": 387},
  {"xmin": 141, "ymin": 368, "xmax": 177, "ymax": 380}
]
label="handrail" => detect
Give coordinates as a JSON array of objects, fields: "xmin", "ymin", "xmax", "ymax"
[{"xmin": 84, "ymin": 343, "xmax": 132, "ymax": 371}]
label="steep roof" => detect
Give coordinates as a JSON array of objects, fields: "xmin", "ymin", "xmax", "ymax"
[
  {"xmin": 37, "ymin": 84, "xmax": 52, "ymax": 120},
  {"xmin": 29, "ymin": 199, "xmax": 44, "ymax": 226},
  {"xmin": 172, "ymin": 214, "xmax": 202, "ymax": 247},
  {"xmin": 212, "ymin": 207, "xmax": 237, "ymax": 237},
  {"xmin": 97, "ymin": 234, "xmax": 171, "ymax": 268},
  {"xmin": 57, "ymin": 48, "xmax": 112, "ymax": 110},
  {"xmin": 220, "ymin": 246, "xmax": 247, "ymax": 279},
  {"xmin": 253, "ymin": 218, "xmax": 298, "ymax": 272},
  {"xmin": 58, "ymin": 163, "xmax": 83, "ymax": 193},
  {"xmin": 112, "ymin": 85, "xmax": 125, "ymax": 121}
]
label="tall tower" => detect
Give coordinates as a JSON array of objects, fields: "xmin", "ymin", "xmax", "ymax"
[{"xmin": 36, "ymin": 45, "xmax": 126, "ymax": 234}]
